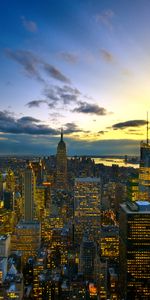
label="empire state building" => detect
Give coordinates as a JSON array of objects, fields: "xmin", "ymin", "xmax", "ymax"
[{"xmin": 56, "ymin": 129, "xmax": 67, "ymax": 189}]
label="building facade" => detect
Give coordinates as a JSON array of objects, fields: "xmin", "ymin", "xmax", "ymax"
[
  {"xmin": 56, "ymin": 129, "xmax": 67, "ymax": 190},
  {"xmin": 23, "ymin": 163, "xmax": 36, "ymax": 222},
  {"xmin": 139, "ymin": 141, "xmax": 150, "ymax": 201},
  {"xmin": 11, "ymin": 221, "xmax": 41, "ymax": 264},
  {"xmin": 74, "ymin": 177, "xmax": 101, "ymax": 243},
  {"xmin": 119, "ymin": 201, "xmax": 150, "ymax": 299},
  {"xmin": 79, "ymin": 235, "xmax": 96, "ymax": 281}
]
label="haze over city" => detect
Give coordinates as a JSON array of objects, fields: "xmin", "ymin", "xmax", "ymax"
[{"xmin": 0, "ymin": 0, "xmax": 150, "ymax": 155}]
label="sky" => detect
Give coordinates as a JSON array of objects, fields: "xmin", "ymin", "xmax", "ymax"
[{"xmin": 0, "ymin": 0, "xmax": 150, "ymax": 156}]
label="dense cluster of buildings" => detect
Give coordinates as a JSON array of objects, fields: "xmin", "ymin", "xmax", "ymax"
[{"xmin": 0, "ymin": 130, "xmax": 149, "ymax": 299}]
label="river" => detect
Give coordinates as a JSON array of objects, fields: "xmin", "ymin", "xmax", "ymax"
[{"xmin": 91, "ymin": 157, "xmax": 139, "ymax": 168}]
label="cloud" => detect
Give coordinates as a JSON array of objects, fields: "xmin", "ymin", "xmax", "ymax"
[
  {"xmin": 63, "ymin": 122, "xmax": 83, "ymax": 134},
  {"xmin": 58, "ymin": 52, "xmax": 78, "ymax": 64},
  {"xmin": 0, "ymin": 110, "xmax": 59, "ymax": 135},
  {"xmin": 21, "ymin": 16, "xmax": 37, "ymax": 32},
  {"xmin": 26, "ymin": 100, "xmax": 48, "ymax": 108},
  {"xmin": 7, "ymin": 46, "xmax": 109, "ymax": 114},
  {"xmin": 125, "ymin": 131, "xmax": 142, "ymax": 136},
  {"xmin": 100, "ymin": 49, "xmax": 114, "ymax": 63},
  {"xmin": 0, "ymin": 137, "xmax": 8, "ymax": 141},
  {"xmin": 98, "ymin": 131, "xmax": 106, "ymax": 135},
  {"xmin": 121, "ymin": 68, "xmax": 132, "ymax": 77},
  {"xmin": 112, "ymin": 120, "xmax": 147, "ymax": 130},
  {"xmin": 5, "ymin": 49, "xmax": 43, "ymax": 82},
  {"xmin": 43, "ymin": 63, "xmax": 71, "ymax": 83},
  {"xmin": 43, "ymin": 85, "xmax": 80, "ymax": 108},
  {"xmin": 96, "ymin": 9, "xmax": 114, "ymax": 30},
  {"xmin": 73, "ymin": 101, "xmax": 108, "ymax": 115},
  {"xmin": 5, "ymin": 49, "xmax": 70, "ymax": 83},
  {"xmin": 0, "ymin": 110, "xmax": 15, "ymax": 123},
  {"xmin": 18, "ymin": 116, "xmax": 41, "ymax": 123},
  {"xmin": 26, "ymin": 85, "xmax": 78, "ymax": 110},
  {"xmin": 25, "ymin": 86, "xmax": 110, "ymax": 119},
  {"xmin": 56, "ymin": 85, "xmax": 80, "ymax": 104}
]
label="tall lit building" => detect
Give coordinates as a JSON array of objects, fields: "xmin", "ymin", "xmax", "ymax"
[
  {"xmin": 0, "ymin": 234, "xmax": 11, "ymax": 257},
  {"xmin": 139, "ymin": 141, "xmax": 150, "ymax": 201},
  {"xmin": 0, "ymin": 235, "xmax": 11, "ymax": 286},
  {"xmin": 74, "ymin": 177, "xmax": 101, "ymax": 243},
  {"xmin": 119, "ymin": 201, "xmax": 150, "ymax": 299},
  {"xmin": 0, "ymin": 172, "xmax": 3, "ymax": 199},
  {"xmin": 56, "ymin": 129, "xmax": 67, "ymax": 190},
  {"xmin": 5, "ymin": 169, "xmax": 15, "ymax": 193},
  {"xmin": 11, "ymin": 163, "xmax": 41, "ymax": 264},
  {"xmin": 0, "ymin": 209, "xmax": 16, "ymax": 235},
  {"xmin": 3, "ymin": 191, "xmax": 14, "ymax": 211},
  {"xmin": 23, "ymin": 163, "xmax": 36, "ymax": 222},
  {"xmin": 0, "ymin": 257, "xmax": 7, "ymax": 284},
  {"xmin": 11, "ymin": 221, "xmax": 41, "ymax": 264},
  {"xmin": 31, "ymin": 158, "xmax": 45, "ymax": 185},
  {"xmin": 79, "ymin": 235, "xmax": 96, "ymax": 281},
  {"xmin": 3, "ymin": 170, "xmax": 15, "ymax": 210},
  {"xmin": 127, "ymin": 174, "xmax": 139, "ymax": 202},
  {"xmin": 100, "ymin": 226, "xmax": 119, "ymax": 261}
]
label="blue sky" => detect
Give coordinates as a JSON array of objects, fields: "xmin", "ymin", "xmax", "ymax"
[{"xmin": 0, "ymin": 0, "xmax": 150, "ymax": 155}]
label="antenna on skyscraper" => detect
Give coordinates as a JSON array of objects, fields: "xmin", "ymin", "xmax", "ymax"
[
  {"xmin": 61, "ymin": 127, "xmax": 63, "ymax": 141},
  {"xmin": 147, "ymin": 111, "xmax": 149, "ymax": 144}
]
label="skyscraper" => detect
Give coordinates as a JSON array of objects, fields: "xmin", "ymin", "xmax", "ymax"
[
  {"xmin": 5, "ymin": 169, "xmax": 15, "ymax": 193},
  {"xmin": 138, "ymin": 115, "xmax": 150, "ymax": 201},
  {"xmin": 74, "ymin": 177, "xmax": 101, "ymax": 243},
  {"xmin": 56, "ymin": 129, "xmax": 67, "ymax": 190},
  {"xmin": 23, "ymin": 163, "xmax": 35, "ymax": 222},
  {"xmin": 119, "ymin": 201, "xmax": 150, "ymax": 299},
  {"xmin": 11, "ymin": 163, "xmax": 41, "ymax": 264},
  {"xmin": 79, "ymin": 235, "xmax": 96, "ymax": 281},
  {"xmin": 127, "ymin": 173, "xmax": 139, "ymax": 202},
  {"xmin": 139, "ymin": 141, "xmax": 150, "ymax": 201}
]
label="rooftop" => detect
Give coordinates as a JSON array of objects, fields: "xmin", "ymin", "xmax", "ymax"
[
  {"xmin": 0, "ymin": 234, "xmax": 9, "ymax": 241},
  {"xmin": 136, "ymin": 200, "xmax": 150, "ymax": 206},
  {"xmin": 121, "ymin": 201, "xmax": 150, "ymax": 213},
  {"xmin": 136, "ymin": 201, "xmax": 150, "ymax": 211}
]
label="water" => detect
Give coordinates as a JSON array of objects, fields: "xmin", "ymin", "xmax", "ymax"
[{"xmin": 92, "ymin": 157, "xmax": 139, "ymax": 168}]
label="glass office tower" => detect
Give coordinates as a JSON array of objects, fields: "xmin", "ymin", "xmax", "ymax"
[{"xmin": 119, "ymin": 201, "xmax": 150, "ymax": 299}]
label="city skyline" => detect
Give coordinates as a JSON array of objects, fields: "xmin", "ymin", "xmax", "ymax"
[{"xmin": 0, "ymin": 0, "xmax": 150, "ymax": 155}]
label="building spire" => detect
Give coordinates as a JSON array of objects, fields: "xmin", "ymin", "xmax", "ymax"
[
  {"xmin": 61, "ymin": 127, "xmax": 63, "ymax": 141},
  {"xmin": 147, "ymin": 112, "xmax": 149, "ymax": 144}
]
